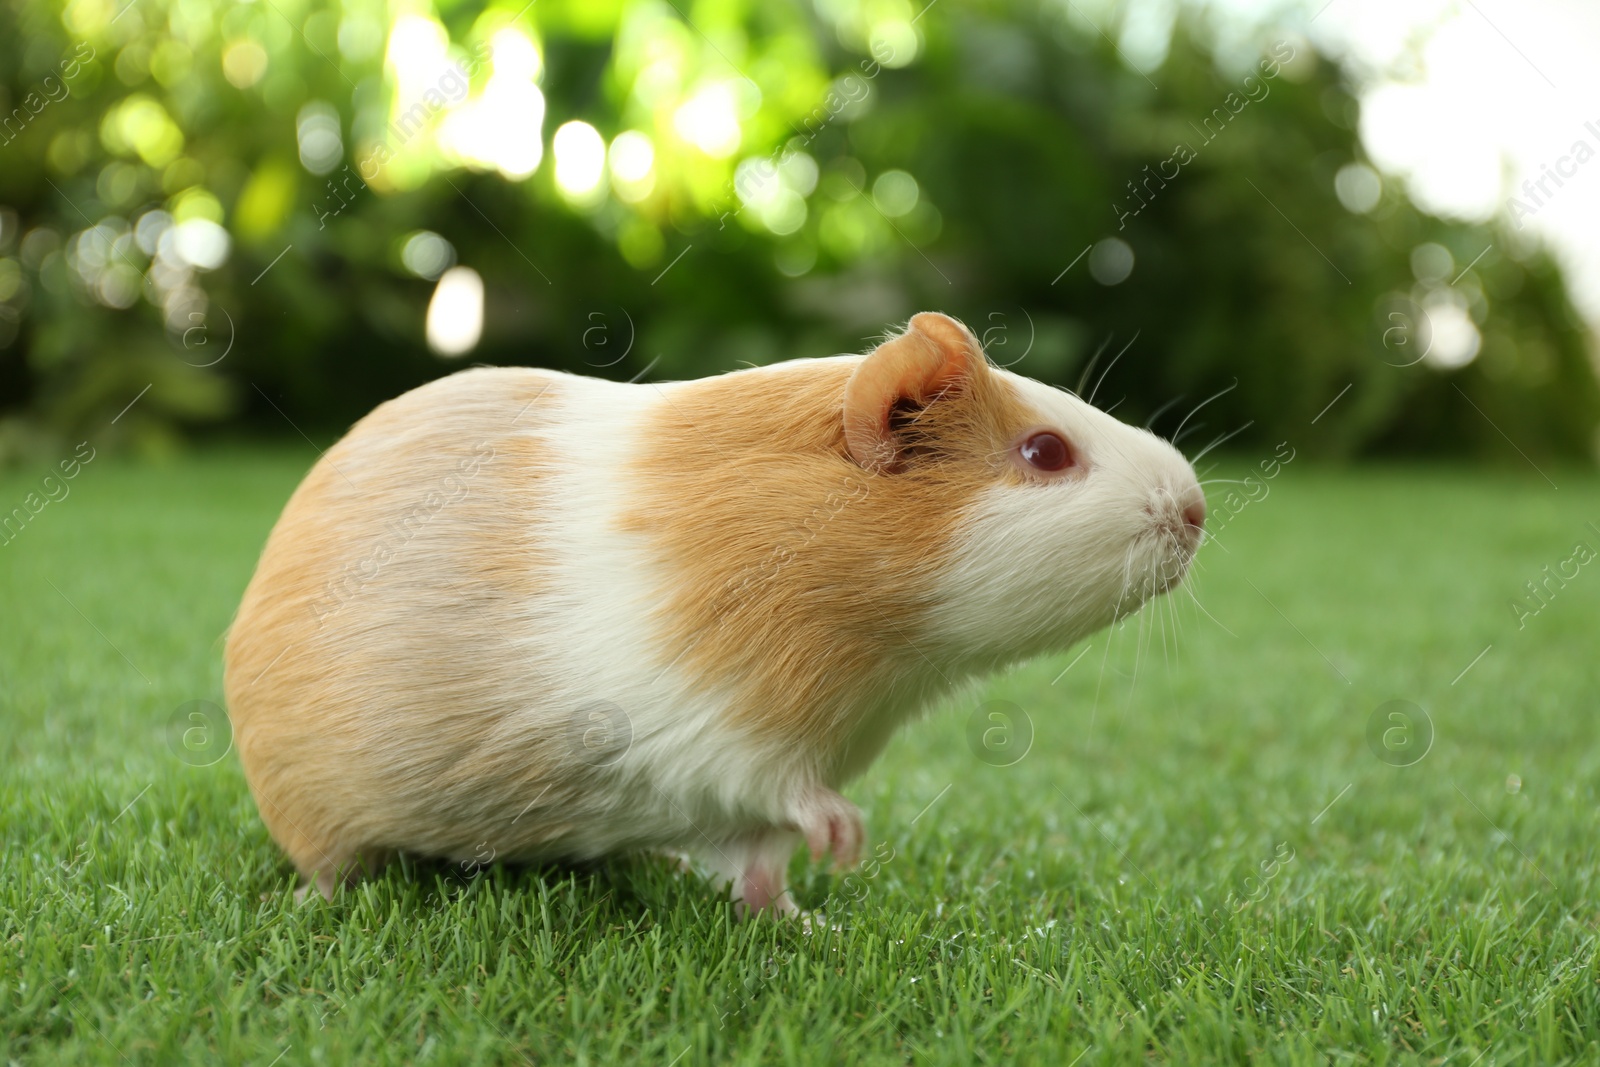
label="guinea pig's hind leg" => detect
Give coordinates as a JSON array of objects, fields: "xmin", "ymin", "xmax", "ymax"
[
  {"xmin": 686, "ymin": 831, "xmax": 803, "ymax": 917},
  {"xmin": 732, "ymin": 830, "xmax": 804, "ymax": 918},
  {"xmin": 294, "ymin": 871, "xmax": 338, "ymax": 904},
  {"xmin": 292, "ymin": 848, "xmax": 391, "ymax": 903}
]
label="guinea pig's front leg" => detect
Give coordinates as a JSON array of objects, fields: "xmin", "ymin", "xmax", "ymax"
[
  {"xmin": 701, "ymin": 789, "xmax": 863, "ymax": 918},
  {"xmin": 790, "ymin": 786, "xmax": 864, "ymax": 872}
]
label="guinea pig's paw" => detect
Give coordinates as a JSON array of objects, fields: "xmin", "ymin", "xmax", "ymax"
[
  {"xmin": 733, "ymin": 884, "xmax": 802, "ymax": 921},
  {"xmin": 733, "ymin": 856, "xmax": 802, "ymax": 919},
  {"xmin": 792, "ymin": 788, "xmax": 864, "ymax": 871}
]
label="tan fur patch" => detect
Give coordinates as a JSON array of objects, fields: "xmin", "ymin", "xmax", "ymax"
[
  {"xmin": 625, "ymin": 325, "xmax": 1040, "ymax": 780},
  {"xmin": 224, "ymin": 368, "xmax": 564, "ymax": 878}
]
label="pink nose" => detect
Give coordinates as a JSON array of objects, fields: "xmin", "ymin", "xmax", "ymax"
[{"xmin": 1183, "ymin": 499, "xmax": 1206, "ymax": 532}]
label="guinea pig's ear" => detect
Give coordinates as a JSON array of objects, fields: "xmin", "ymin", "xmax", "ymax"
[{"xmin": 843, "ymin": 312, "xmax": 987, "ymax": 473}]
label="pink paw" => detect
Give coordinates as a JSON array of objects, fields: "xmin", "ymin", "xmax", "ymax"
[
  {"xmin": 795, "ymin": 789, "xmax": 863, "ymax": 871},
  {"xmin": 738, "ymin": 865, "xmax": 800, "ymax": 918}
]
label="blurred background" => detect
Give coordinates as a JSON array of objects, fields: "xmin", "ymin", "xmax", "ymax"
[{"xmin": 1, "ymin": 0, "xmax": 1598, "ymax": 465}]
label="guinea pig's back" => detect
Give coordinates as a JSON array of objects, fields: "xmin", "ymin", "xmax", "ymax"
[{"xmin": 223, "ymin": 367, "xmax": 651, "ymax": 869}]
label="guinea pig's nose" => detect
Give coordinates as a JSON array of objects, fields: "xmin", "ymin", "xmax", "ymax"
[{"xmin": 1182, "ymin": 498, "xmax": 1206, "ymax": 533}]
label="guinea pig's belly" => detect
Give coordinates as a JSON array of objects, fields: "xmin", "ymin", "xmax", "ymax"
[{"xmin": 306, "ymin": 685, "xmax": 771, "ymax": 869}]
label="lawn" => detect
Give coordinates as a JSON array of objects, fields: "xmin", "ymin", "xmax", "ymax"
[{"xmin": 3, "ymin": 448, "xmax": 1599, "ymax": 1065}]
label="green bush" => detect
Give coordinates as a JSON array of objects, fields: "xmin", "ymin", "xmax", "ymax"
[{"xmin": 0, "ymin": 0, "xmax": 1593, "ymax": 464}]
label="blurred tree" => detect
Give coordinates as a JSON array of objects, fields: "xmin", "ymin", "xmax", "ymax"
[{"xmin": 0, "ymin": 0, "xmax": 1593, "ymax": 465}]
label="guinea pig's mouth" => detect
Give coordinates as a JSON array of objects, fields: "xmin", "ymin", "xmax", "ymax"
[{"xmin": 1143, "ymin": 488, "xmax": 1206, "ymax": 594}]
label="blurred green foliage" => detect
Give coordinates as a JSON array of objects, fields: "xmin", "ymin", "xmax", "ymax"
[{"xmin": 0, "ymin": 0, "xmax": 1594, "ymax": 464}]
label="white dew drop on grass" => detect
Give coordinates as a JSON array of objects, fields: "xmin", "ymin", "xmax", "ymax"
[{"xmin": 426, "ymin": 265, "xmax": 483, "ymax": 357}]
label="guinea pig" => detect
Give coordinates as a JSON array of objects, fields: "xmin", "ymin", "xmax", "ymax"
[{"xmin": 223, "ymin": 312, "xmax": 1205, "ymax": 913}]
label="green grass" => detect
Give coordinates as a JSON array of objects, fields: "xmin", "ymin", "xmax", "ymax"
[{"xmin": 4, "ymin": 449, "xmax": 1600, "ymax": 1065}]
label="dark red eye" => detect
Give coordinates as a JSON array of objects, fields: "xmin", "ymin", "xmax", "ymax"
[{"xmin": 1020, "ymin": 431, "xmax": 1073, "ymax": 472}]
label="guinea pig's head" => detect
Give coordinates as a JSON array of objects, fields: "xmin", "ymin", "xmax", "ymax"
[{"xmin": 844, "ymin": 313, "xmax": 1204, "ymax": 665}]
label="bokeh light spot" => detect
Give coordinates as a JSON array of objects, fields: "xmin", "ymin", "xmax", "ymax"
[
  {"xmin": 1335, "ymin": 162, "xmax": 1382, "ymax": 214},
  {"xmin": 674, "ymin": 83, "xmax": 742, "ymax": 158},
  {"xmin": 608, "ymin": 130, "xmax": 655, "ymax": 202},
  {"xmin": 297, "ymin": 102, "xmax": 343, "ymax": 176},
  {"xmin": 426, "ymin": 265, "xmax": 484, "ymax": 357},
  {"xmin": 1089, "ymin": 237, "xmax": 1134, "ymax": 285},
  {"xmin": 553, "ymin": 120, "xmax": 607, "ymax": 200},
  {"xmin": 222, "ymin": 39, "xmax": 268, "ymax": 89},
  {"xmin": 872, "ymin": 170, "xmax": 919, "ymax": 217},
  {"xmin": 1411, "ymin": 242, "xmax": 1454, "ymax": 284},
  {"xmin": 401, "ymin": 231, "xmax": 455, "ymax": 280}
]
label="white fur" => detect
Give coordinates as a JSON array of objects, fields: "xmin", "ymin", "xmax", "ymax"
[
  {"xmin": 924, "ymin": 369, "xmax": 1202, "ymax": 668},
  {"xmin": 446, "ymin": 374, "xmax": 816, "ymax": 867},
  {"xmin": 230, "ymin": 333, "xmax": 1200, "ymax": 912}
]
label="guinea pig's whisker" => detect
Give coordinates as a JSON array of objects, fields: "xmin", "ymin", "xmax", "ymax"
[
  {"xmin": 1165, "ymin": 588, "xmax": 1182, "ymax": 668},
  {"xmin": 1144, "ymin": 393, "xmax": 1188, "ymax": 432},
  {"xmin": 1169, "ymin": 378, "xmax": 1238, "ymax": 447},
  {"xmin": 1189, "ymin": 421, "xmax": 1256, "ymax": 465},
  {"xmin": 1172, "ymin": 421, "xmax": 1208, "ymax": 448},
  {"xmin": 1101, "ymin": 396, "xmax": 1127, "ymax": 417},
  {"xmin": 1129, "ymin": 602, "xmax": 1146, "ymax": 699},
  {"xmin": 1143, "ymin": 591, "xmax": 1158, "ymax": 667},
  {"xmin": 1183, "ymin": 577, "xmax": 1236, "ymax": 638},
  {"xmin": 1158, "ymin": 592, "xmax": 1171, "ymax": 671},
  {"xmin": 1089, "ymin": 546, "xmax": 1137, "ymax": 743},
  {"xmin": 1086, "ymin": 331, "xmax": 1139, "ymax": 408},
  {"xmin": 1074, "ymin": 333, "xmax": 1115, "ymax": 397}
]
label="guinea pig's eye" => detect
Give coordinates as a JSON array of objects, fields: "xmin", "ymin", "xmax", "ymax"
[{"xmin": 1020, "ymin": 431, "xmax": 1074, "ymax": 472}]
